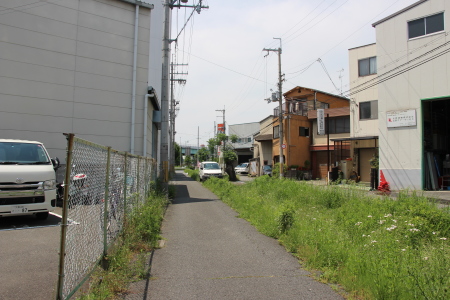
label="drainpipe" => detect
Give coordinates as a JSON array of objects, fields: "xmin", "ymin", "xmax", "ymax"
[
  {"xmin": 131, "ymin": 5, "xmax": 139, "ymax": 154},
  {"xmin": 143, "ymin": 94, "xmax": 149, "ymax": 156}
]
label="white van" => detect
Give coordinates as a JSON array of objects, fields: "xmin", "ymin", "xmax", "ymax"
[
  {"xmin": 0, "ymin": 139, "xmax": 60, "ymax": 220},
  {"xmin": 199, "ymin": 161, "xmax": 223, "ymax": 181}
]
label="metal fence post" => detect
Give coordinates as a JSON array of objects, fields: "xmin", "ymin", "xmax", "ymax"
[
  {"xmin": 103, "ymin": 147, "xmax": 111, "ymax": 261},
  {"xmin": 56, "ymin": 133, "xmax": 74, "ymax": 300},
  {"xmin": 123, "ymin": 152, "xmax": 128, "ymax": 215}
]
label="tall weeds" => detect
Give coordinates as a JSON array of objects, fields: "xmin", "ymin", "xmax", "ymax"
[
  {"xmin": 78, "ymin": 189, "xmax": 168, "ymax": 299},
  {"xmin": 203, "ymin": 177, "xmax": 450, "ymax": 299}
]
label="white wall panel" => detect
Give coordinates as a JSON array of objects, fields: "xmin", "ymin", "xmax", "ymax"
[
  {"xmin": 0, "ymin": 77, "xmax": 74, "ymax": 102},
  {"xmin": 0, "ymin": 95, "xmax": 73, "ymax": 118},
  {"xmin": 0, "ymin": 59, "xmax": 75, "ymax": 86},
  {"xmin": 0, "ymin": 42, "xmax": 76, "ymax": 70}
]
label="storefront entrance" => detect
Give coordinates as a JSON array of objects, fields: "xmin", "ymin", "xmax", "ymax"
[{"xmin": 422, "ymin": 97, "xmax": 450, "ymax": 190}]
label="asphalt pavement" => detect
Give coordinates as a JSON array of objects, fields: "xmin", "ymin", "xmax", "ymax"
[{"xmin": 125, "ymin": 171, "xmax": 343, "ymax": 300}]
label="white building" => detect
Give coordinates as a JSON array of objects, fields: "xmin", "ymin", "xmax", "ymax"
[
  {"xmin": 253, "ymin": 115, "xmax": 274, "ymax": 170},
  {"xmin": 372, "ymin": 0, "xmax": 450, "ymax": 190},
  {"xmin": 228, "ymin": 122, "xmax": 260, "ymax": 164},
  {"xmin": 347, "ymin": 43, "xmax": 380, "ymax": 183},
  {"xmin": 0, "ymin": 0, "xmax": 164, "ymax": 161}
]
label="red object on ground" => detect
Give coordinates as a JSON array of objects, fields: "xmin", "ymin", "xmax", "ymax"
[{"xmin": 378, "ymin": 170, "xmax": 391, "ymax": 194}]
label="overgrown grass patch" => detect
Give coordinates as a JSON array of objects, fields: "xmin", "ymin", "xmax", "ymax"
[
  {"xmin": 184, "ymin": 168, "xmax": 200, "ymax": 181},
  {"xmin": 203, "ymin": 176, "xmax": 450, "ymax": 299},
  {"xmin": 77, "ymin": 188, "xmax": 169, "ymax": 300}
]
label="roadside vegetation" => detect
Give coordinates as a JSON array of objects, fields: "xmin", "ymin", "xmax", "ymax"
[
  {"xmin": 199, "ymin": 176, "xmax": 450, "ymax": 300},
  {"xmin": 77, "ymin": 185, "xmax": 171, "ymax": 300}
]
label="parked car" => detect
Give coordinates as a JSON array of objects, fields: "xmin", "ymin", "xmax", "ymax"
[
  {"xmin": 199, "ymin": 161, "xmax": 223, "ymax": 181},
  {"xmin": 262, "ymin": 165, "xmax": 272, "ymax": 176},
  {"xmin": 234, "ymin": 163, "xmax": 249, "ymax": 174},
  {"xmin": 0, "ymin": 139, "xmax": 60, "ymax": 220}
]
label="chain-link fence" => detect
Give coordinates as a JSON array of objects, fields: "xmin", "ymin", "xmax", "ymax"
[{"xmin": 56, "ymin": 134, "xmax": 157, "ymax": 300}]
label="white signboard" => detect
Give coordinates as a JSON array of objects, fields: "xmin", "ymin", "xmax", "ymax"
[
  {"xmin": 317, "ymin": 109, "xmax": 325, "ymax": 135},
  {"xmin": 386, "ymin": 109, "xmax": 416, "ymax": 128}
]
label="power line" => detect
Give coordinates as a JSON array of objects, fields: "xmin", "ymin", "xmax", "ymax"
[{"xmin": 318, "ymin": 58, "xmax": 339, "ymax": 92}]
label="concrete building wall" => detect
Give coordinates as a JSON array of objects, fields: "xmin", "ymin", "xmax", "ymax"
[
  {"xmin": 253, "ymin": 116, "xmax": 274, "ymax": 169},
  {"xmin": 0, "ymin": 0, "xmax": 161, "ymax": 162},
  {"xmin": 348, "ymin": 43, "xmax": 379, "ymax": 138},
  {"xmin": 374, "ymin": 0, "xmax": 450, "ymax": 189}
]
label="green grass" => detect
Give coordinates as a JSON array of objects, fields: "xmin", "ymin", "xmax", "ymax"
[
  {"xmin": 77, "ymin": 188, "xmax": 169, "ymax": 300},
  {"xmin": 184, "ymin": 168, "xmax": 200, "ymax": 181},
  {"xmin": 202, "ymin": 176, "xmax": 450, "ymax": 300}
]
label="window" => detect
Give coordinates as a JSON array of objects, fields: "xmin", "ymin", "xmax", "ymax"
[
  {"xmin": 299, "ymin": 127, "xmax": 310, "ymax": 137},
  {"xmin": 408, "ymin": 12, "xmax": 444, "ymax": 39},
  {"xmin": 273, "ymin": 125, "xmax": 279, "ymax": 139},
  {"xmin": 247, "ymin": 137, "xmax": 252, "ymax": 143},
  {"xmin": 328, "ymin": 117, "xmax": 350, "ymax": 134},
  {"xmin": 359, "ymin": 100, "xmax": 378, "ymax": 120},
  {"xmin": 358, "ymin": 57, "xmax": 377, "ymax": 76}
]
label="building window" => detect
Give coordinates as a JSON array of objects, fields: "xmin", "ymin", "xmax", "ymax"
[
  {"xmin": 273, "ymin": 125, "xmax": 279, "ymax": 139},
  {"xmin": 328, "ymin": 117, "xmax": 350, "ymax": 134},
  {"xmin": 359, "ymin": 100, "xmax": 378, "ymax": 120},
  {"xmin": 358, "ymin": 56, "xmax": 377, "ymax": 76},
  {"xmin": 299, "ymin": 127, "xmax": 309, "ymax": 137},
  {"xmin": 247, "ymin": 137, "xmax": 252, "ymax": 143},
  {"xmin": 408, "ymin": 12, "xmax": 444, "ymax": 39}
]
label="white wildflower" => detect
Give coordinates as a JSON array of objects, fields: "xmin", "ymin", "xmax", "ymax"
[
  {"xmin": 368, "ymin": 215, "xmax": 373, "ymax": 218},
  {"xmin": 401, "ymin": 249, "xmax": 406, "ymax": 251},
  {"xmin": 355, "ymin": 222, "xmax": 362, "ymax": 226},
  {"xmin": 440, "ymin": 237, "xmax": 447, "ymax": 240},
  {"xmin": 384, "ymin": 214, "xmax": 392, "ymax": 218},
  {"xmin": 409, "ymin": 228, "xmax": 420, "ymax": 232},
  {"xmin": 371, "ymin": 240, "xmax": 377, "ymax": 243},
  {"xmin": 378, "ymin": 220, "xmax": 386, "ymax": 224}
]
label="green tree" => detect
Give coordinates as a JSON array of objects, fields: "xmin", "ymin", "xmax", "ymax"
[
  {"xmin": 184, "ymin": 155, "xmax": 192, "ymax": 169},
  {"xmin": 215, "ymin": 134, "xmax": 238, "ymax": 181},
  {"xmin": 198, "ymin": 147, "xmax": 210, "ymax": 162},
  {"xmin": 174, "ymin": 142, "xmax": 181, "ymax": 166}
]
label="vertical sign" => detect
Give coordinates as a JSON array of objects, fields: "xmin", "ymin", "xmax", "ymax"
[
  {"xmin": 217, "ymin": 123, "xmax": 225, "ymax": 133},
  {"xmin": 317, "ymin": 109, "xmax": 325, "ymax": 135}
]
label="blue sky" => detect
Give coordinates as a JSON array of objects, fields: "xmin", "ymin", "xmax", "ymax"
[{"xmin": 171, "ymin": 0, "xmax": 417, "ymax": 146}]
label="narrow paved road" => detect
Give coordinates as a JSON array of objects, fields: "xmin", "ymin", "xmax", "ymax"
[{"xmin": 138, "ymin": 171, "xmax": 343, "ymax": 299}]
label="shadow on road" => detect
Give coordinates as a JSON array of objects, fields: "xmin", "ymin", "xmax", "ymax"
[
  {"xmin": 0, "ymin": 213, "xmax": 61, "ymax": 230},
  {"xmin": 172, "ymin": 184, "xmax": 214, "ymax": 205}
]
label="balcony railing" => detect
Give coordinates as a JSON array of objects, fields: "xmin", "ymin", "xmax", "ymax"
[{"xmin": 274, "ymin": 100, "xmax": 329, "ymax": 117}]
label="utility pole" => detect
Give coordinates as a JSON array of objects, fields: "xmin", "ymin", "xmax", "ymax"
[
  {"xmin": 197, "ymin": 126, "xmax": 199, "ymax": 167},
  {"xmin": 170, "ymin": 60, "xmax": 187, "ymax": 170},
  {"xmin": 160, "ymin": 0, "xmax": 208, "ymax": 188},
  {"xmin": 263, "ymin": 38, "xmax": 284, "ymax": 178}
]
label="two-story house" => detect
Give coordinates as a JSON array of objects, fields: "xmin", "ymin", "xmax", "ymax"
[
  {"xmin": 253, "ymin": 115, "xmax": 274, "ymax": 175},
  {"xmin": 272, "ymin": 86, "xmax": 350, "ymax": 179},
  {"xmin": 329, "ymin": 43, "xmax": 380, "ymax": 184}
]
